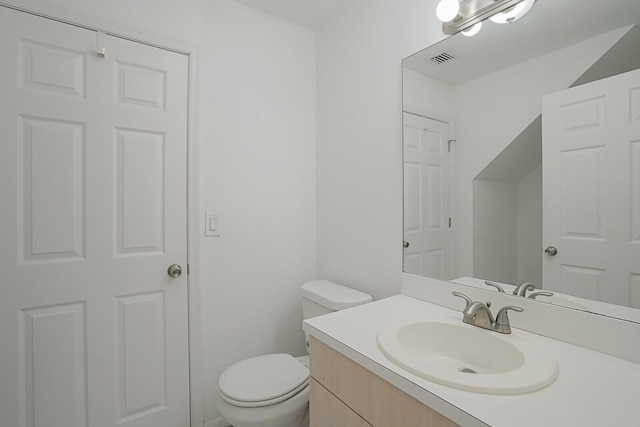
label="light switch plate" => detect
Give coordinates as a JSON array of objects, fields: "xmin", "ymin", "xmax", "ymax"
[{"xmin": 205, "ymin": 212, "xmax": 220, "ymax": 237}]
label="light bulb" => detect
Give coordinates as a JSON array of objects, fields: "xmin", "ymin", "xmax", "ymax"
[
  {"xmin": 436, "ymin": 0, "xmax": 460, "ymax": 23},
  {"xmin": 461, "ymin": 21, "xmax": 482, "ymax": 37},
  {"xmin": 489, "ymin": 0, "xmax": 536, "ymax": 24}
]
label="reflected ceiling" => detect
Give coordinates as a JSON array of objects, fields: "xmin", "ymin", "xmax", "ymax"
[{"xmin": 404, "ymin": 0, "xmax": 640, "ymax": 84}]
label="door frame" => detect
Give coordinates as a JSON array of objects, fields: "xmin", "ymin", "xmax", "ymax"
[{"xmin": 0, "ymin": 2, "xmax": 203, "ymax": 426}]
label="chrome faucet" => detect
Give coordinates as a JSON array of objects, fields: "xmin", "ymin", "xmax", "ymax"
[
  {"xmin": 512, "ymin": 282, "xmax": 537, "ymax": 296},
  {"xmin": 452, "ymin": 292, "xmax": 523, "ymax": 334}
]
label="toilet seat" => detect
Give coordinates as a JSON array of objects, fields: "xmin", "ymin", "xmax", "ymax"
[{"xmin": 219, "ymin": 354, "xmax": 309, "ymax": 408}]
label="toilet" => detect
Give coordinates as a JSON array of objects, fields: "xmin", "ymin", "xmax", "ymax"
[{"xmin": 217, "ymin": 280, "xmax": 373, "ymax": 427}]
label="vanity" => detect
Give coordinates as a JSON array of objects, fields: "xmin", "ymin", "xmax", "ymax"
[
  {"xmin": 304, "ymin": 288, "xmax": 640, "ymax": 427},
  {"xmin": 308, "ymin": 335, "xmax": 456, "ymax": 427}
]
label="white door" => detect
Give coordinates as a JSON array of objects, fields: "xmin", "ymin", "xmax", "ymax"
[
  {"xmin": 0, "ymin": 7, "xmax": 190, "ymax": 427},
  {"xmin": 403, "ymin": 112, "xmax": 452, "ymax": 279},
  {"xmin": 542, "ymin": 68, "xmax": 640, "ymax": 307}
]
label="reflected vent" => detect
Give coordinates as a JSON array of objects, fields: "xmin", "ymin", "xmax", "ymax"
[{"xmin": 430, "ymin": 52, "xmax": 456, "ymax": 64}]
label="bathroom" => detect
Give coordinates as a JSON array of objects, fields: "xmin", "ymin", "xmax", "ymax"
[{"xmin": 0, "ymin": 0, "xmax": 638, "ymax": 426}]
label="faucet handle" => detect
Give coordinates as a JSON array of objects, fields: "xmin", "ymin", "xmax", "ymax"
[
  {"xmin": 528, "ymin": 291, "xmax": 554, "ymax": 300},
  {"xmin": 452, "ymin": 291, "xmax": 472, "ymax": 310},
  {"xmin": 493, "ymin": 306, "xmax": 524, "ymax": 334},
  {"xmin": 484, "ymin": 281, "xmax": 505, "ymax": 293}
]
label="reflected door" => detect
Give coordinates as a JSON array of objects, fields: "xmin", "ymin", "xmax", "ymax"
[
  {"xmin": 0, "ymin": 7, "xmax": 190, "ymax": 427},
  {"xmin": 403, "ymin": 113, "xmax": 452, "ymax": 279},
  {"xmin": 542, "ymin": 68, "xmax": 640, "ymax": 307}
]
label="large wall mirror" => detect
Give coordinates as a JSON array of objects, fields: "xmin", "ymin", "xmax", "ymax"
[{"xmin": 402, "ymin": 0, "xmax": 640, "ymax": 323}]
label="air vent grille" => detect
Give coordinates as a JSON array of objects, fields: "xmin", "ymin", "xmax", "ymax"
[{"xmin": 430, "ymin": 52, "xmax": 456, "ymax": 64}]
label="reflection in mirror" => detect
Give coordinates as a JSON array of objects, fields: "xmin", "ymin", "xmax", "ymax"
[{"xmin": 402, "ymin": 0, "xmax": 640, "ymax": 323}]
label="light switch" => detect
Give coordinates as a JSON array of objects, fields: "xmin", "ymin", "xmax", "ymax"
[{"xmin": 205, "ymin": 212, "xmax": 220, "ymax": 237}]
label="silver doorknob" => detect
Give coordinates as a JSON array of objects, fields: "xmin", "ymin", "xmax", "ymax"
[
  {"xmin": 167, "ymin": 264, "xmax": 182, "ymax": 278},
  {"xmin": 544, "ymin": 246, "xmax": 558, "ymax": 256},
  {"xmin": 403, "ymin": 241, "xmax": 410, "ymax": 248}
]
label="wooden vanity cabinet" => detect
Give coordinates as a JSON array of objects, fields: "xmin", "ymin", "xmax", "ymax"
[{"xmin": 308, "ymin": 336, "xmax": 459, "ymax": 427}]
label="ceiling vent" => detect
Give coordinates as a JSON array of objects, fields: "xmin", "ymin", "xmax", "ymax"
[{"xmin": 430, "ymin": 52, "xmax": 456, "ymax": 64}]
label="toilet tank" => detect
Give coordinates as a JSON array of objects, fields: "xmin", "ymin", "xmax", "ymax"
[
  {"xmin": 300, "ymin": 280, "xmax": 372, "ymax": 320},
  {"xmin": 300, "ymin": 280, "xmax": 372, "ymax": 351}
]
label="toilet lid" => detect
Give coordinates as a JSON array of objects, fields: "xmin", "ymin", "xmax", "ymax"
[{"xmin": 218, "ymin": 354, "xmax": 309, "ymax": 408}]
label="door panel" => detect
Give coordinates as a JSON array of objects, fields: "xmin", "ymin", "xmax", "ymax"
[
  {"xmin": 20, "ymin": 116, "xmax": 86, "ymax": 262},
  {"xmin": 115, "ymin": 128, "xmax": 166, "ymax": 255},
  {"xmin": 0, "ymin": 7, "xmax": 190, "ymax": 427},
  {"xmin": 116, "ymin": 292, "xmax": 167, "ymax": 422}
]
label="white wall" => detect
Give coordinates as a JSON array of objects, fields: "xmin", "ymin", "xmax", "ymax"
[
  {"xmin": 402, "ymin": 67, "xmax": 454, "ymax": 118},
  {"xmin": 199, "ymin": 2, "xmax": 316, "ymax": 424},
  {"xmin": 9, "ymin": 1, "xmax": 317, "ymax": 425},
  {"xmin": 200, "ymin": 2, "xmax": 318, "ymax": 425},
  {"xmin": 472, "ymin": 180, "xmax": 518, "ymax": 284},
  {"xmin": 517, "ymin": 165, "xmax": 542, "ymax": 286},
  {"xmin": 316, "ymin": 0, "xmax": 446, "ymax": 299}
]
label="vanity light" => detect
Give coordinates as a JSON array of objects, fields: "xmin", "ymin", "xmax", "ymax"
[
  {"xmin": 437, "ymin": 0, "xmax": 536, "ymax": 36},
  {"xmin": 461, "ymin": 22, "xmax": 482, "ymax": 37},
  {"xmin": 436, "ymin": 0, "xmax": 461, "ymax": 23},
  {"xmin": 489, "ymin": 0, "xmax": 536, "ymax": 24}
]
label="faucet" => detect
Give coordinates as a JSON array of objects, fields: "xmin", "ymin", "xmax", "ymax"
[
  {"xmin": 452, "ymin": 292, "xmax": 523, "ymax": 334},
  {"xmin": 528, "ymin": 291, "xmax": 554, "ymax": 300},
  {"xmin": 512, "ymin": 282, "xmax": 537, "ymax": 297}
]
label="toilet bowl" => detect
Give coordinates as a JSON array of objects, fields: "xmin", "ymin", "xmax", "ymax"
[
  {"xmin": 217, "ymin": 281, "xmax": 372, "ymax": 427},
  {"xmin": 217, "ymin": 354, "xmax": 310, "ymax": 427}
]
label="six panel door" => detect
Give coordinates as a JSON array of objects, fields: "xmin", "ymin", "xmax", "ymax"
[
  {"xmin": 403, "ymin": 112, "xmax": 452, "ymax": 279},
  {"xmin": 542, "ymin": 68, "xmax": 640, "ymax": 308},
  {"xmin": 0, "ymin": 6, "xmax": 190, "ymax": 427}
]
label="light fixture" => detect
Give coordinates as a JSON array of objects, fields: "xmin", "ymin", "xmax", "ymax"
[
  {"xmin": 490, "ymin": 0, "xmax": 536, "ymax": 23},
  {"xmin": 436, "ymin": 0, "xmax": 536, "ymax": 36},
  {"xmin": 436, "ymin": 0, "xmax": 460, "ymax": 23},
  {"xmin": 461, "ymin": 21, "xmax": 482, "ymax": 37}
]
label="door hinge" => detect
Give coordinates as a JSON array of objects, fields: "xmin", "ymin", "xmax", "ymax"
[
  {"xmin": 448, "ymin": 139, "xmax": 455, "ymax": 152},
  {"xmin": 187, "ymin": 264, "xmax": 190, "ymax": 276},
  {"xmin": 449, "ymin": 217, "xmax": 452, "ymax": 228}
]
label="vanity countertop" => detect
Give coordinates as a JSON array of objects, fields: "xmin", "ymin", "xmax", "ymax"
[{"xmin": 303, "ymin": 294, "xmax": 640, "ymax": 427}]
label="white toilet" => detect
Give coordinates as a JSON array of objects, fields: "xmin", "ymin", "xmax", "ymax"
[{"xmin": 217, "ymin": 280, "xmax": 373, "ymax": 427}]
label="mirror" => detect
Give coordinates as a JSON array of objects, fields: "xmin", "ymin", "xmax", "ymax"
[{"xmin": 402, "ymin": 0, "xmax": 640, "ymax": 322}]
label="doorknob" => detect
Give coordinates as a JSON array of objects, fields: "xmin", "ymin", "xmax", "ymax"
[
  {"xmin": 167, "ymin": 264, "xmax": 183, "ymax": 278},
  {"xmin": 544, "ymin": 246, "xmax": 558, "ymax": 256},
  {"xmin": 403, "ymin": 241, "xmax": 410, "ymax": 248}
]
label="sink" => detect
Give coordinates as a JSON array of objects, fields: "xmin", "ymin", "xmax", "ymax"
[{"xmin": 377, "ymin": 321, "xmax": 558, "ymax": 394}]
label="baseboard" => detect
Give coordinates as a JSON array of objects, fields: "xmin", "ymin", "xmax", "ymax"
[{"xmin": 204, "ymin": 416, "xmax": 230, "ymax": 427}]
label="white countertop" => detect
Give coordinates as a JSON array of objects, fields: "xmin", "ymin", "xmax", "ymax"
[{"xmin": 303, "ymin": 294, "xmax": 640, "ymax": 427}]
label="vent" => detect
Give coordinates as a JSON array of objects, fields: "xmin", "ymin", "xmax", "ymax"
[{"xmin": 430, "ymin": 52, "xmax": 456, "ymax": 64}]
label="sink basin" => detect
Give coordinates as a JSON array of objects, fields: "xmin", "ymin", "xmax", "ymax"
[{"xmin": 377, "ymin": 321, "xmax": 558, "ymax": 394}]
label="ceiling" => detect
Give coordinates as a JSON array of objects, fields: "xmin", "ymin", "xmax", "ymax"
[{"xmin": 231, "ymin": 0, "xmax": 359, "ymax": 29}]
